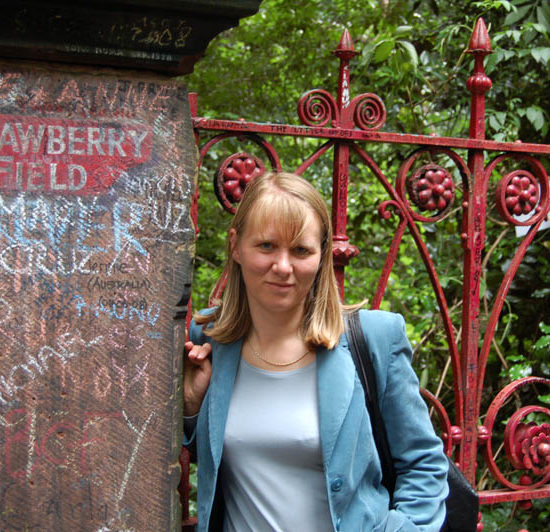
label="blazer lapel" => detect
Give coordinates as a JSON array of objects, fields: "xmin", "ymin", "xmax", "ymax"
[
  {"xmin": 208, "ymin": 338, "xmax": 242, "ymax": 467},
  {"xmin": 317, "ymin": 334, "xmax": 356, "ymax": 466}
]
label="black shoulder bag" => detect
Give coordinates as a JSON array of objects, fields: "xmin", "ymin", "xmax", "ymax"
[{"xmin": 345, "ymin": 311, "xmax": 479, "ymax": 532}]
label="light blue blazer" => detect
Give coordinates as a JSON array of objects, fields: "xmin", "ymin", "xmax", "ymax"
[{"xmin": 184, "ymin": 310, "xmax": 449, "ymax": 531}]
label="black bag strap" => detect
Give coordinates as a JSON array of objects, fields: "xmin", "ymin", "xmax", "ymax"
[{"xmin": 345, "ymin": 311, "xmax": 397, "ymax": 495}]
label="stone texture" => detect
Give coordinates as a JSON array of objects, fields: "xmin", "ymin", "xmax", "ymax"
[{"xmin": 0, "ymin": 65, "xmax": 196, "ymax": 532}]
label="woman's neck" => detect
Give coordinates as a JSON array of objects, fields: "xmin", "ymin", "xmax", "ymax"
[
  {"xmin": 243, "ymin": 304, "xmax": 314, "ymax": 370},
  {"xmin": 247, "ymin": 302, "xmax": 304, "ymax": 344}
]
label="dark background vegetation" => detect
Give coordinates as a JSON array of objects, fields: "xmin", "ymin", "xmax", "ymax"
[{"xmin": 184, "ymin": 1, "xmax": 550, "ymax": 528}]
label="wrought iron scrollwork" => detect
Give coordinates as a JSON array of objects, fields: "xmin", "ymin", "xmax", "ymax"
[
  {"xmin": 351, "ymin": 93, "xmax": 386, "ymax": 131},
  {"xmin": 297, "ymin": 89, "xmax": 338, "ymax": 128},
  {"xmin": 406, "ymin": 164, "xmax": 456, "ymax": 214},
  {"xmin": 420, "ymin": 387, "xmax": 459, "ymax": 457},
  {"xmin": 215, "ymin": 153, "xmax": 265, "ymax": 214},
  {"xmin": 486, "ymin": 153, "xmax": 550, "ymax": 227},
  {"xmin": 197, "ymin": 132, "xmax": 281, "ymax": 214},
  {"xmin": 297, "ymin": 29, "xmax": 386, "ymax": 131},
  {"xmin": 297, "ymin": 89, "xmax": 386, "ymax": 131},
  {"xmin": 496, "ymin": 170, "xmax": 540, "ymax": 218},
  {"xmin": 506, "ymin": 412, "xmax": 550, "ymax": 476},
  {"xmin": 397, "ymin": 148, "xmax": 469, "ymax": 223},
  {"xmin": 482, "ymin": 377, "xmax": 550, "ymax": 490}
]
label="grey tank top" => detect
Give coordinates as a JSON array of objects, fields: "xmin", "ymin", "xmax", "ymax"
[{"xmin": 221, "ymin": 357, "xmax": 334, "ymax": 532}]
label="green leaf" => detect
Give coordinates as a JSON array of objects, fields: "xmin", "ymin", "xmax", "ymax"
[
  {"xmin": 538, "ymin": 6, "xmax": 550, "ymax": 31},
  {"xmin": 504, "ymin": 5, "xmax": 531, "ymax": 26},
  {"xmin": 373, "ymin": 39, "xmax": 395, "ymax": 63},
  {"xmin": 538, "ymin": 393, "xmax": 550, "ymax": 404},
  {"xmin": 398, "ymin": 40, "xmax": 419, "ymax": 69},
  {"xmin": 532, "ymin": 287, "xmax": 550, "ymax": 298},
  {"xmin": 540, "ymin": 322, "xmax": 550, "ymax": 334},
  {"xmin": 473, "ymin": 0, "xmax": 513, "ymax": 12},
  {"xmin": 360, "ymin": 42, "xmax": 376, "ymax": 66},
  {"xmin": 395, "ymin": 25, "xmax": 413, "ymax": 36},
  {"xmin": 508, "ymin": 364, "xmax": 533, "ymax": 380},
  {"xmin": 504, "ymin": 29, "xmax": 522, "ymax": 43},
  {"xmin": 506, "ymin": 354, "xmax": 526, "ymax": 363},
  {"xmin": 531, "ymin": 22, "xmax": 547, "ymax": 34},
  {"xmin": 499, "ymin": 0, "xmax": 515, "ymax": 12},
  {"xmin": 526, "ymin": 105, "xmax": 545, "ymax": 131},
  {"xmin": 542, "ymin": 3, "xmax": 550, "ymax": 29},
  {"xmin": 531, "ymin": 46, "xmax": 550, "ymax": 64},
  {"xmin": 522, "ymin": 26, "xmax": 539, "ymax": 45},
  {"xmin": 488, "ymin": 110, "xmax": 507, "ymax": 132},
  {"xmin": 534, "ymin": 335, "xmax": 550, "ymax": 350}
]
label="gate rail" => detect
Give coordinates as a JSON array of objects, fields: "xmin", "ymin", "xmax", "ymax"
[{"xmin": 181, "ymin": 18, "xmax": 550, "ymax": 530}]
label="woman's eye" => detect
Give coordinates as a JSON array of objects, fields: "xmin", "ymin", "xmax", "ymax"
[
  {"xmin": 294, "ymin": 246, "xmax": 310, "ymax": 256},
  {"xmin": 259, "ymin": 242, "xmax": 273, "ymax": 250}
]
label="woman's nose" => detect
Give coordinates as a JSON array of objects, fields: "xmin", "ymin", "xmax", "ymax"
[{"xmin": 272, "ymin": 251, "xmax": 292, "ymax": 274}]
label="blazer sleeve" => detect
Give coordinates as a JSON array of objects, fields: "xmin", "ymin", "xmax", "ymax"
[{"xmin": 377, "ymin": 313, "xmax": 449, "ymax": 531}]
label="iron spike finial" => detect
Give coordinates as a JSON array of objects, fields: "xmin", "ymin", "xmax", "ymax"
[
  {"xmin": 466, "ymin": 17, "xmax": 492, "ymax": 98},
  {"xmin": 337, "ymin": 29, "xmax": 354, "ymax": 52},
  {"xmin": 468, "ymin": 18, "xmax": 492, "ymax": 54},
  {"xmin": 333, "ymin": 29, "xmax": 358, "ymax": 59}
]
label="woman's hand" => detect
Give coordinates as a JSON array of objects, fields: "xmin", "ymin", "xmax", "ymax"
[{"xmin": 184, "ymin": 341, "xmax": 212, "ymax": 416}]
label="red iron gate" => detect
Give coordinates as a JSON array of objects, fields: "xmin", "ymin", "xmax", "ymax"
[{"xmin": 180, "ymin": 18, "xmax": 550, "ymax": 531}]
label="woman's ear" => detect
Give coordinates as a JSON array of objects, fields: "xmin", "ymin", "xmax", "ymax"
[{"xmin": 229, "ymin": 228, "xmax": 240, "ymax": 263}]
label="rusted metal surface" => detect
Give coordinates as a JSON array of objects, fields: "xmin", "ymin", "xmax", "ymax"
[
  {"xmin": 186, "ymin": 18, "xmax": 550, "ymax": 530},
  {"xmin": 0, "ymin": 65, "xmax": 195, "ymax": 531}
]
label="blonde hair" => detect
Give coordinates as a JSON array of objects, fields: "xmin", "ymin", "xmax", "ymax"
[{"xmin": 195, "ymin": 172, "xmax": 344, "ymax": 349}]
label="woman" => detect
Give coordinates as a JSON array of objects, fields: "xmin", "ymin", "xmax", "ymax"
[{"xmin": 183, "ymin": 172, "xmax": 448, "ymax": 531}]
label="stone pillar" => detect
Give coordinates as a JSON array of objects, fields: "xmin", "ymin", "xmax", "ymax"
[{"xmin": 0, "ymin": 2, "xmax": 262, "ymax": 531}]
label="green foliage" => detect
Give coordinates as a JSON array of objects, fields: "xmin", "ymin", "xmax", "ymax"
[
  {"xmin": 189, "ymin": 463, "xmax": 198, "ymax": 516},
  {"xmin": 481, "ymin": 498, "xmax": 550, "ymax": 531},
  {"xmin": 483, "ymin": 0, "xmax": 550, "ymax": 140},
  {"xmin": 185, "ymin": 0, "xmax": 550, "ymax": 526}
]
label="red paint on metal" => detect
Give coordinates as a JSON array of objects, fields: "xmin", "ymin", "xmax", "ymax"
[
  {"xmin": 192, "ymin": 117, "xmax": 550, "ymax": 154},
  {"xmin": 477, "ymin": 512, "xmax": 483, "ymax": 531},
  {"xmin": 480, "ymin": 485, "xmax": 550, "ymax": 504},
  {"xmin": 392, "ymin": 146, "xmax": 466, "ymax": 425},
  {"xmin": 505, "ymin": 415, "xmax": 550, "ymax": 475},
  {"xmin": 215, "ymin": 152, "xmax": 265, "ymax": 214},
  {"xmin": 0, "ymin": 116, "xmax": 151, "ymax": 194},
  {"xmin": 469, "ymin": 18, "xmax": 492, "ymax": 53},
  {"xmin": 482, "ymin": 378, "xmax": 550, "ymax": 490},
  {"xmin": 179, "ymin": 447, "xmax": 198, "ymax": 529},
  {"xmin": 330, "ymin": 32, "xmax": 361, "ymax": 297},
  {"xmin": 407, "ymin": 165, "xmax": 455, "ymax": 212},
  {"xmin": 420, "ymin": 387, "xmax": 455, "ymax": 455},
  {"xmin": 371, "ymin": 206, "xmax": 406, "ymax": 310},
  {"xmin": 459, "ymin": 22, "xmax": 494, "ymax": 482}
]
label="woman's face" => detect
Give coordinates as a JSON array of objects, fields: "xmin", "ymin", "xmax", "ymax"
[{"xmin": 230, "ymin": 207, "xmax": 323, "ymax": 318}]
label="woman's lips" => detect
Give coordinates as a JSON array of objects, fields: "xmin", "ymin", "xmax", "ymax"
[{"xmin": 267, "ymin": 282, "xmax": 293, "ymax": 289}]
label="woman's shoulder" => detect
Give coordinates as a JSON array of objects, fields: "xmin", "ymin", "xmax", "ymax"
[
  {"xmin": 356, "ymin": 308, "xmax": 405, "ymax": 329},
  {"xmin": 354, "ymin": 309, "xmax": 409, "ymax": 357},
  {"xmin": 189, "ymin": 307, "xmax": 217, "ymax": 343}
]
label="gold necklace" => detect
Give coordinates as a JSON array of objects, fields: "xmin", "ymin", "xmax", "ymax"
[{"xmin": 250, "ymin": 339, "xmax": 311, "ymax": 367}]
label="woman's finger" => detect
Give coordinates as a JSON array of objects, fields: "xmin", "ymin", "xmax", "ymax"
[{"xmin": 185, "ymin": 341, "xmax": 212, "ymax": 363}]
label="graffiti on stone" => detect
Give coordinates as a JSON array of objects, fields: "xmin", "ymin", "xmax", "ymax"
[{"xmin": 0, "ymin": 68, "xmax": 194, "ymax": 531}]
